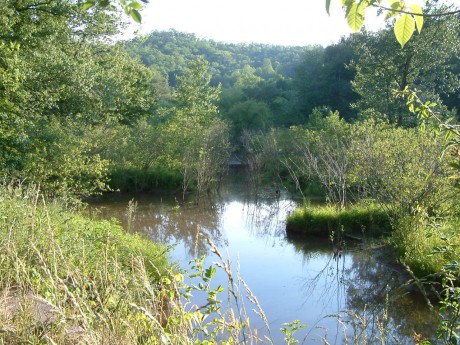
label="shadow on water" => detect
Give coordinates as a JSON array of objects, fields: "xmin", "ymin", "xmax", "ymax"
[{"xmin": 87, "ymin": 168, "xmax": 438, "ymax": 344}]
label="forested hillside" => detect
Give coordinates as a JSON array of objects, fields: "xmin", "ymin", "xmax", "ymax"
[
  {"xmin": 125, "ymin": 30, "xmax": 307, "ymax": 87},
  {"xmin": 125, "ymin": 30, "xmax": 362, "ymax": 132}
]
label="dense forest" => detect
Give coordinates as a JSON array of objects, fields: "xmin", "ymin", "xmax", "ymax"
[{"xmin": 1, "ymin": 0, "xmax": 460, "ymax": 343}]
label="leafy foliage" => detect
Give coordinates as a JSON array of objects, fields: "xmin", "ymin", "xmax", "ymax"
[{"xmin": 0, "ymin": 0, "xmax": 159, "ymax": 198}]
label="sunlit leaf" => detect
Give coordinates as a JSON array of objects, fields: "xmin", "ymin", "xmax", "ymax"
[
  {"xmin": 410, "ymin": 4, "xmax": 424, "ymax": 33},
  {"xmin": 394, "ymin": 13, "xmax": 415, "ymax": 48},
  {"xmin": 347, "ymin": 3, "xmax": 365, "ymax": 31},
  {"xmin": 82, "ymin": 1, "xmax": 95, "ymax": 10},
  {"xmin": 129, "ymin": 1, "xmax": 144, "ymax": 10}
]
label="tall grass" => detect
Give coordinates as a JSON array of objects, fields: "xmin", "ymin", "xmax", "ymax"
[
  {"xmin": 0, "ymin": 184, "xmax": 280, "ymax": 344},
  {"xmin": 0, "ymin": 183, "xmax": 172, "ymax": 344}
]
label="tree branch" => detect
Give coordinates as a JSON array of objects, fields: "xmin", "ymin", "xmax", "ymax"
[{"xmin": 372, "ymin": 4, "xmax": 460, "ymax": 18}]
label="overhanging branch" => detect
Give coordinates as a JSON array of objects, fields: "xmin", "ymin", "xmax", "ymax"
[{"xmin": 372, "ymin": 4, "xmax": 460, "ymax": 18}]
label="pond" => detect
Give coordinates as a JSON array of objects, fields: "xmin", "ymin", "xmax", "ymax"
[{"xmin": 87, "ymin": 169, "xmax": 438, "ymax": 344}]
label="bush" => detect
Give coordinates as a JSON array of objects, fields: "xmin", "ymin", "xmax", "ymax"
[{"xmin": 391, "ymin": 214, "xmax": 460, "ymax": 277}]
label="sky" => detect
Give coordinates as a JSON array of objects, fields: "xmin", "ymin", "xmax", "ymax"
[
  {"xmin": 128, "ymin": 0, "xmax": 459, "ymax": 47},
  {"xmin": 130, "ymin": 0, "xmax": 371, "ymax": 46}
]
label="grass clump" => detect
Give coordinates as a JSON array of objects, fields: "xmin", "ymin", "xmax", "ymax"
[{"xmin": 286, "ymin": 202, "xmax": 392, "ymax": 237}]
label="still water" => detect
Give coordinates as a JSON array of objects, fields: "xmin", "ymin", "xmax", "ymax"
[{"xmin": 88, "ymin": 170, "xmax": 437, "ymax": 344}]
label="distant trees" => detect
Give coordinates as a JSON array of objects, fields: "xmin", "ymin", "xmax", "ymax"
[
  {"xmin": 293, "ymin": 39, "xmax": 358, "ymax": 121},
  {"xmin": 125, "ymin": 30, "xmax": 306, "ymax": 88},
  {"xmin": 126, "ymin": 30, "xmax": 307, "ymax": 141}
]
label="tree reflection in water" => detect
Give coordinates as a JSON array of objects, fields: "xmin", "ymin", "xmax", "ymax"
[
  {"xmin": 343, "ymin": 249, "xmax": 438, "ymax": 344},
  {"xmin": 287, "ymin": 234, "xmax": 438, "ymax": 344},
  {"xmin": 87, "ymin": 193, "xmax": 227, "ymax": 258}
]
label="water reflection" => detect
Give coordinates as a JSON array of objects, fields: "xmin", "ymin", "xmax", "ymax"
[
  {"xmin": 88, "ymin": 194, "xmax": 226, "ymax": 258},
  {"xmin": 286, "ymin": 234, "xmax": 438, "ymax": 343},
  {"xmin": 343, "ymin": 249, "xmax": 438, "ymax": 343},
  {"xmin": 87, "ymin": 170, "xmax": 438, "ymax": 344}
]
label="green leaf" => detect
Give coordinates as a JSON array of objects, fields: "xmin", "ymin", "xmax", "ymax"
[
  {"xmin": 326, "ymin": 0, "xmax": 332, "ymax": 15},
  {"xmin": 347, "ymin": 3, "xmax": 365, "ymax": 32},
  {"xmin": 98, "ymin": 0, "xmax": 109, "ymax": 6},
  {"xmin": 410, "ymin": 4, "xmax": 424, "ymax": 33},
  {"xmin": 129, "ymin": 0, "xmax": 144, "ymax": 10},
  {"xmin": 82, "ymin": 1, "xmax": 95, "ymax": 10},
  {"xmin": 394, "ymin": 13, "xmax": 415, "ymax": 48},
  {"xmin": 130, "ymin": 8, "xmax": 142, "ymax": 23},
  {"xmin": 204, "ymin": 266, "xmax": 216, "ymax": 279}
]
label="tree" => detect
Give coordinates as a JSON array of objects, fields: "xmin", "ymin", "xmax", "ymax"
[
  {"xmin": 351, "ymin": 10, "xmax": 460, "ymax": 126},
  {"xmin": 224, "ymin": 100, "xmax": 273, "ymax": 143},
  {"xmin": 0, "ymin": 0, "xmax": 159, "ymax": 197},
  {"xmin": 83, "ymin": 0, "xmax": 146, "ymax": 23},
  {"xmin": 160, "ymin": 58, "xmax": 231, "ymax": 198}
]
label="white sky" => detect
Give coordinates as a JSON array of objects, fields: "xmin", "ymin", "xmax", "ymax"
[{"xmin": 129, "ymin": 0, "xmax": 459, "ymax": 47}]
